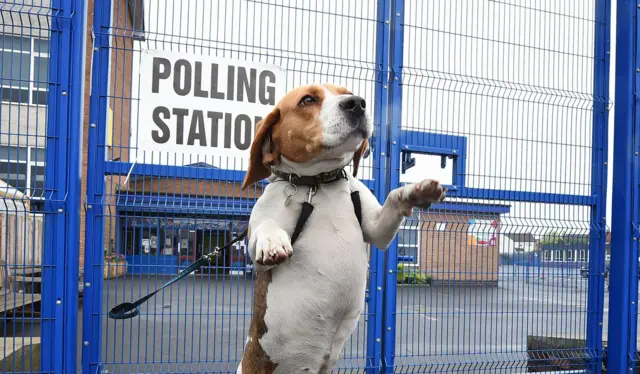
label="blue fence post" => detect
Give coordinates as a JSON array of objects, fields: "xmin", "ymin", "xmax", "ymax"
[
  {"xmin": 63, "ymin": 0, "xmax": 88, "ymax": 371},
  {"xmin": 609, "ymin": 0, "xmax": 637, "ymax": 372},
  {"xmin": 41, "ymin": 0, "xmax": 65, "ymax": 370},
  {"xmin": 587, "ymin": 0, "xmax": 611, "ymax": 372},
  {"xmin": 381, "ymin": 0, "xmax": 405, "ymax": 372},
  {"xmin": 629, "ymin": 1, "xmax": 640, "ymax": 368},
  {"xmin": 369, "ymin": 0, "xmax": 392, "ymax": 371},
  {"xmin": 82, "ymin": 0, "xmax": 113, "ymax": 372},
  {"xmin": 38, "ymin": 0, "xmax": 86, "ymax": 372}
]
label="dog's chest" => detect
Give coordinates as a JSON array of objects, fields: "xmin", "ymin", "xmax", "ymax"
[
  {"xmin": 296, "ymin": 186, "xmax": 364, "ymax": 251},
  {"xmin": 292, "ymin": 195, "xmax": 367, "ymax": 272},
  {"xmin": 251, "ymin": 182, "xmax": 369, "ymax": 371},
  {"xmin": 256, "ymin": 182, "xmax": 369, "ymax": 279}
]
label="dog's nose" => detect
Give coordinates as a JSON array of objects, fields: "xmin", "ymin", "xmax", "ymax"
[{"xmin": 340, "ymin": 96, "xmax": 366, "ymax": 116}]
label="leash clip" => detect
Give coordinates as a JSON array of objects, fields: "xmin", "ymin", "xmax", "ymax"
[
  {"xmin": 307, "ymin": 186, "xmax": 317, "ymax": 204},
  {"xmin": 341, "ymin": 169, "xmax": 355, "ymax": 192},
  {"xmin": 284, "ymin": 179, "xmax": 298, "ymax": 206},
  {"xmin": 203, "ymin": 249, "xmax": 220, "ymax": 262}
]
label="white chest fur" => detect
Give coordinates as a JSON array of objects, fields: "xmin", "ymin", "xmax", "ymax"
[{"xmin": 248, "ymin": 180, "xmax": 369, "ymax": 372}]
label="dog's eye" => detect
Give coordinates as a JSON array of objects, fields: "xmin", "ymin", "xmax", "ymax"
[{"xmin": 299, "ymin": 95, "xmax": 319, "ymax": 106}]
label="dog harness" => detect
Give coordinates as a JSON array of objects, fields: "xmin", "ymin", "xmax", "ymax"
[
  {"xmin": 109, "ymin": 168, "xmax": 363, "ymax": 320},
  {"xmin": 270, "ymin": 168, "xmax": 363, "ymax": 241}
]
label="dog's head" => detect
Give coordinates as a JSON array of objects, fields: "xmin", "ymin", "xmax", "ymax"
[{"xmin": 241, "ymin": 84, "xmax": 372, "ymax": 190}]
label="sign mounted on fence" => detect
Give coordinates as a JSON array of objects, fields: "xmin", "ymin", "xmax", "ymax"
[
  {"xmin": 133, "ymin": 50, "xmax": 286, "ymax": 167},
  {"xmin": 467, "ymin": 219, "xmax": 497, "ymax": 247}
]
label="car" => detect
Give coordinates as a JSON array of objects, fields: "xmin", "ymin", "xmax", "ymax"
[
  {"xmin": 580, "ymin": 263, "xmax": 609, "ymax": 279},
  {"xmin": 580, "ymin": 258, "xmax": 640, "ymax": 280}
]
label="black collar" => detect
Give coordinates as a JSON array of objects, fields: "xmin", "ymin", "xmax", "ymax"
[{"xmin": 270, "ymin": 167, "xmax": 348, "ymax": 187}]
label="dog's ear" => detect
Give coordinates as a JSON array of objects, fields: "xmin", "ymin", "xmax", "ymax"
[
  {"xmin": 351, "ymin": 138, "xmax": 369, "ymax": 178},
  {"xmin": 241, "ymin": 109, "xmax": 281, "ymax": 190}
]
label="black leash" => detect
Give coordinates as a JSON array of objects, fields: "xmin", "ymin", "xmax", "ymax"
[
  {"xmin": 108, "ymin": 169, "xmax": 362, "ymax": 320},
  {"xmin": 290, "ymin": 187, "xmax": 317, "ymax": 244}
]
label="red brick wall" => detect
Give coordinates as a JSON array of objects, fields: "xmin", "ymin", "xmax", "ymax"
[
  {"xmin": 420, "ymin": 213, "xmax": 500, "ymax": 285},
  {"xmin": 79, "ymin": 0, "xmax": 94, "ymax": 268},
  {"xmin": 128, "ymin": 178, "xmax": 263, "ymax": 199},
  {"xmin": 80, "ymin": 0, "xmax": 134, "ymax": 268}
]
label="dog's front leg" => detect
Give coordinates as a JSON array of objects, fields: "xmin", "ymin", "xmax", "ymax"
[
  {"xmin": 360, "ymin": 179, "xmax": 446, "ymax": 249},
  {"xmin": 248, "ymin": 219, "xmax": 293, "ymax": 272}
]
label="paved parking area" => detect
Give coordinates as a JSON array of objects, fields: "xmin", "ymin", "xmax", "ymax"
[{"xmin": 91, "ymin": 265, "xmax": 633, "ymax": 373}]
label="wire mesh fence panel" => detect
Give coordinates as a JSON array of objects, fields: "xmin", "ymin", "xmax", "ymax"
[
  {"xmin": 85, "ymin": 1, "xmax": 384, "ymax": 373},
  {"xmin": 82, "ymin": 0, "xmax": 617, "ymax": 373},
  {"xmin": 387, "ymin": 0, "xmax": 610, "ymax": 373},
  {"xmin": 0, "ymin": 0, "xmax": 84, "ymax": 373}
]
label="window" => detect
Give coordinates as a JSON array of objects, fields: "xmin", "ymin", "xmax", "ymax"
[
  {"xmin": 0, "ymin": 34, "xmax": 50, "ymax": 105},
  {"xmin": 398, "ymin": 211, "xmax": 421, "ymax": 266},
  {"xmin": 554, "ymin": 249, "xmax": 563, "ymax": 262},
  {"xmin": 543, "ymin": 250, "xmax": 552, "ymax": 262},
  {"xmin": 566, "ymin": 249, "xmax": 575, "ymax": 262},
  {"xmin": 578, "ymin": 250, "xmax": 588, "ymax": 262},
  {"xmin": 0, "ymin": 145, "xmax": 46, "ymax": 198}
]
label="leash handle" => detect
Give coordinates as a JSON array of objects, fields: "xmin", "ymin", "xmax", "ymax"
[
  {"xmin": 108, "ymin": 257, "xmax": 208, "ymax": 319},
  {"xmin": 108, "ymin": 228, "xmax": 248, "ymax": 320}
]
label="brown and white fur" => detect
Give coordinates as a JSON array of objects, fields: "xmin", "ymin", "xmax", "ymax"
[{"xmin": 238, "ymin": 84, "xmax": 446, "ymax": 373}]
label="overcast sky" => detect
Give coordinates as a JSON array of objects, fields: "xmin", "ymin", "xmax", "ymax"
[{"xmin": 121, "ymin": 0, "xmax": 617, "ymax": 235}]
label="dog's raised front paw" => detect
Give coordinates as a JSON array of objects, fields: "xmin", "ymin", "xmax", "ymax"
[
  {"xmin": 395, "ymin": 179, "xmax": 446, "ymax": 216},
  {"xmin": 254, "ymin": 220, "xmax": 293, "ymax": 266}
]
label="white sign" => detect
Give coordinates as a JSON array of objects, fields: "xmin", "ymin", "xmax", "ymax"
[
  {"xmin": 141, "ymin": 239, "xmax": 150, "ymax": 254},
  {"xmin": 134, "ymin": 50, "xmax": 286, "ymax": 167}
]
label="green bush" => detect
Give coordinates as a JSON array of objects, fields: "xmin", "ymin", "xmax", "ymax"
[{"xmin": 397, "ymin": 263, "xmax": 431, "ymax": 285}]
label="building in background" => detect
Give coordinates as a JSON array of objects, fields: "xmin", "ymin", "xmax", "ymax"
[
  {"xmin": 0, "ymin": 33, "xmax": 50, "ymax": 208},
  {"xmin": 503, "ymin": 233, "xmax": 538, "ymax": 253},
  {"xmin": 539, "ymin": 234, "xmax": 590, "ymax": 265},
  {"xmin": 398, "ymin": 203, "xmax": 511, "ymax": 286},
  {"xmin": 115, "ymin": 162, "xmax": 261, "ymax": 275},
  {"xmin": 0, "ymin": 0, "xmax": 144, "ymax": 273},
  {"xmin": 0, "ymin": 1, "xmax": 518, "ymax": 286}
]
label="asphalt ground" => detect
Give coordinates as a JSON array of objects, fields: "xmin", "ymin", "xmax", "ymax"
[
  {"xmin": 2, "ymin": 265, "xmax": 629, "ymax": 373},
  {"xmin": 91, "ymin": 265, "xmax": 628, "ymax": 373}
]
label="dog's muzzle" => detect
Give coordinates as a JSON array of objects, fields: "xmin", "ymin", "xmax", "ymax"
[
  {"xmin": 339, "ymin": 96, "xmax": 369, "ymax": 136},
  {"xmin": 340, "ymin": 96, "xmax": 366, "ymax": 117}
]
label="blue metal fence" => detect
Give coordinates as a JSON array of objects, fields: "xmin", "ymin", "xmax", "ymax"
[
  {"xmin": 82, "ymin": 0, "xmax": 617, "ymax": 373},
  {"xmin": 386, "ymin": 0, "xmax": 611, "ymax": 372},
  {"xmin": 11, "ymin": 0, "xmax": 640, "ymax": 373},
  {"xmin": 0, "ymin": 0, "xmax": 85, "ymax": 373},
  {"xmin": 85, "ymin": 1, "xmax": 383, "ymax": 373}
]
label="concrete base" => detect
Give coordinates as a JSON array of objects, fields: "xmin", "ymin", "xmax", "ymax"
[{"xmin": 0, "ymin": 337, "xmax": 40, "ymax": 372}]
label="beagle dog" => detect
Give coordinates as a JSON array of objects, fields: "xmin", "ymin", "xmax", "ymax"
[{"xmin": 237, "ymin": 84, "xmax": 446, "ymax": 373}]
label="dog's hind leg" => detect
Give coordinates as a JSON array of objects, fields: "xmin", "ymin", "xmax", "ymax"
[
  {"xmin": 324, "ymin": 314, "xmax": 361, "ymax": 372},
  {"xmin": 237, "ymin": 336, "xmax": 251, "ymax": 374}
]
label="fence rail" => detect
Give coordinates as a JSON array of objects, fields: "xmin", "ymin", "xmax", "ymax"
[{"xmin": 4, "ymin": 0, "xmax": 640, "ymax": 373}]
